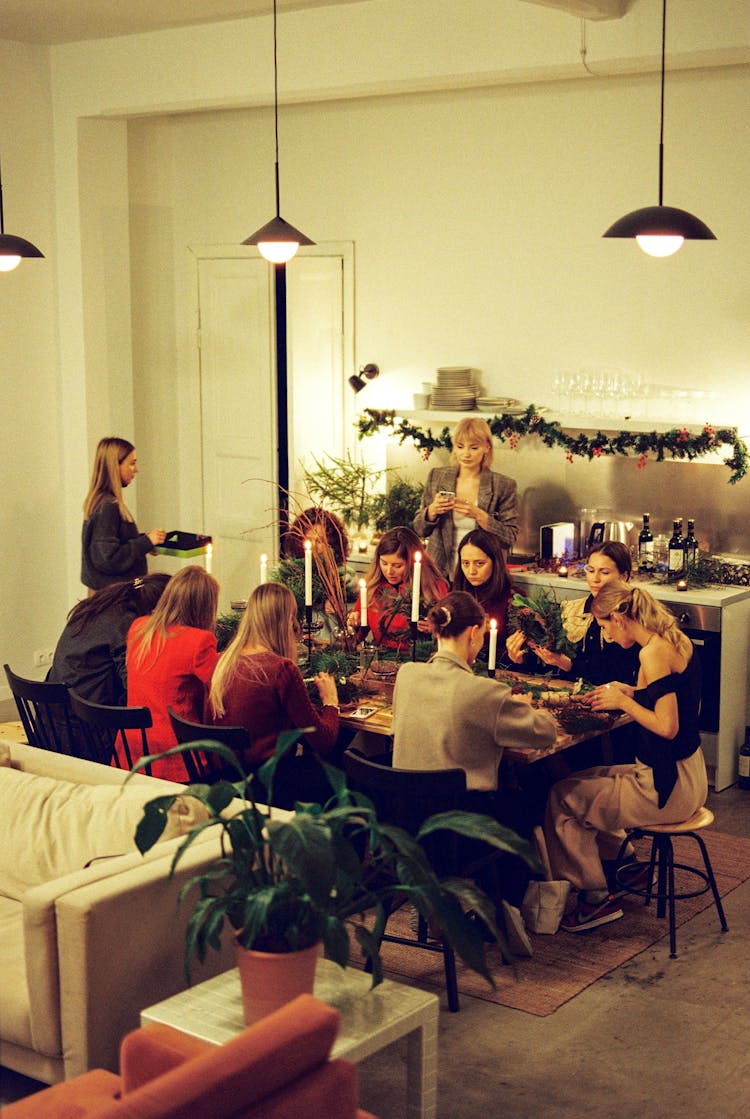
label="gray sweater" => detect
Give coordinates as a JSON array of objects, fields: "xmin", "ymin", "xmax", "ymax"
[{"xmin": 392, "ymin": 650, "xmax": 557, "ymax": 791}]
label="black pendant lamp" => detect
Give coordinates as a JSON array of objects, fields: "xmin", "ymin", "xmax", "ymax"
[
  {"xmin": 603, "ymin": 0, "xmax": 715, "ymax": 258},
  {"xmin": 243, "ymin": 0, "xmax": 314, "ymax": 264},
  {"xmin": 0, "ymin": 158, "xmax": 44, "ymax": 272}
]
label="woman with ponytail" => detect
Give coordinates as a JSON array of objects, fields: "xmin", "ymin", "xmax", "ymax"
[
  {"xmin": 392, "ymin": 591, "xmax": 557, "ymax": 920},
  {"xmin": 546, "ymin": 582, "xmax": 707, "ymax": 934}
]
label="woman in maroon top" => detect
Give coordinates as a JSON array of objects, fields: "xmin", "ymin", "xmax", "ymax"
[
  {"xmin": 126, "ymin": 565, "xmax": 220, "ymax": 781},
  {"xmin": 207, "ymin": 582, "xmax": 339, "ymax": 807}
]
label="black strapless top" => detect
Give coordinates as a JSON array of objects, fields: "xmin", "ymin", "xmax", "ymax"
[{"xmin": 633, "ymin": 648, "xmax": 701, "ymax": 807}]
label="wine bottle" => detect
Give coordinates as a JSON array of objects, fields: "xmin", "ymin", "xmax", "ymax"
[
  {"xmin": 667, "ymin": 518, "xmax": 684, "ymax": 581},
  {"xmin": 637, "ymin": 513, "xmax": 654, "ymax": 573},
  {"xmin": 684, "ymin": 518, "xmax": 698, "ymax": 571},
  {"xmin": 739, "ymin": 727, "xmax": 750, "ymax": 791}
]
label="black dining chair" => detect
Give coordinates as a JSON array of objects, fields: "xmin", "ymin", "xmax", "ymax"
[
  {"xmin": 343, "ymin": 748, "xmax": 473, "ymax": 1012},
  {"xmin": 68, "ymin": 689, "xmax": 153, "ymax": 771},
  {"xmin": 167, "ymin": 707, "xmax": 252, "ymax": 783},
  {"xmin": 3, "ymin": 662, "xmax": 83, "ymax": 757}
]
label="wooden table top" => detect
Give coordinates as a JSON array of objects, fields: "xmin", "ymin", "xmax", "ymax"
[{"xmin": 340, "ymin": 668, "xmax": 630, "ymax": 763}]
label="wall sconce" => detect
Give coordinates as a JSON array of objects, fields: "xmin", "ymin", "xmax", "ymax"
[{"xmin": 349, "ymin": 363, "xmax": 380, "ymax": 394}]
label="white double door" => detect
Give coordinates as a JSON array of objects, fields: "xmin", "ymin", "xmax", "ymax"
[{"xmin": 196, "ymin": 246, "xmax": 353, "ymax": 608}]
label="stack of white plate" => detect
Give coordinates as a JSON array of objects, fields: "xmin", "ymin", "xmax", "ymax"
[
  {"xmin": 476, "ymin": 396, "xmax": 519, "ymax": 414},
  {"xmin": 430, "ymin": 366, "xmax": 476, "ymax": 410}
]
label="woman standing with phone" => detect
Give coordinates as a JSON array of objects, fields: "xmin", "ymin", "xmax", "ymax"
[{"xmin": 413, "ymin": 417, "xmax": 519, "ymax": 581}]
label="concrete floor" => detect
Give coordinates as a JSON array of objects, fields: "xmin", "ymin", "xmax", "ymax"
[
  {"xmin": 357, "ymin": 783, "xmax": 750, "ymax": 1119},
  {"xmin": 2, "ymin": 695, "xmax": 749, "ymax": 1116}
]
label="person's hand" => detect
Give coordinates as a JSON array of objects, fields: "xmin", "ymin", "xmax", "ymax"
[
  {"xmin": 314, "ymin": 672, "xmax": 339, "ymax": 708},
  {"xmin": 452, "ymin": 497, "xmax": 476, "ymax": 518},
  {"xmin": 416, "ymin": 618, "xmax": 433, "ymax": 634},
  {"xmin": 505, "ymin": 630, "xmax": 528, "ymax": 664},
  {"xmin": 427, "ymin": 493, "xmax": 455, "ymax": 521},
  {"xmin": 147, "ymin": 529, "xmax": 166, "ymax": 546},
  {"xmin": 529, "ymin": 642, "xmax": 571, "ymax": 672},
  {"xmin": 589, "ymin": 683, "xmax": 628, "ymax": 712},
  {"xmin": 346, "ymin": 609, "xmax": 360, "ymax": 630}
]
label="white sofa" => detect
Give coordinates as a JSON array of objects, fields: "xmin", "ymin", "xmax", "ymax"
[{"xmin": 0, "ymin": 739, "xmax": 236, "ymax": 1084}]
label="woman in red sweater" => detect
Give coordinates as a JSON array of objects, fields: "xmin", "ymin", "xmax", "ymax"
[
  {"xmin": 126, "ymin": 565, "xmax": 220, "ymax": 780},
  {"xmin": 206, "ymin": 582, "xmax": 339, "ymax": 807}
]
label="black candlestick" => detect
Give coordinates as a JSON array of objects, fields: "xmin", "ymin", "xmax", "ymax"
[
  {"xmin": 305, "ymin": 605, "xmax": 313, "ymax": 661},
  {"xmin": 410, "ymin": 620, "xmax": 419, "ymax": 662}
]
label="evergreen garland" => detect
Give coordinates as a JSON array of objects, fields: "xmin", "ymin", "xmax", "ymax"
[{"xmin": 356, "ymin": 406, "xmax": 748, "ymax": 484}]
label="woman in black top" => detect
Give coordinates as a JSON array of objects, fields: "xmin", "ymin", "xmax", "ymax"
[
  {"xmin": 545, "ymin": 582, "xmax": 706, "ymax": 934},
  {"xmin": 81, "ymin": 437, "xmax": 166, "ymax": 591},
  {"xmin": 48, "ymin": 574, "xmax": 170, "ymax": 705},
  {"xmin": 506, "ymin": 541, "xmax": 639, "ymax": 687}
]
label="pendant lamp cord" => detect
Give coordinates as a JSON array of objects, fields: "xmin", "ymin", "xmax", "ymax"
[
  {"xmin": 273, "ymin": 0, "xmax": 281, "ymax": 218},
  {"xmin": 657, "ymin": 0, "xmax": 666, "ymax": 207},
  {"xmin": 0, "ymin": 160, "xmax": 6, "ymax": 234}
]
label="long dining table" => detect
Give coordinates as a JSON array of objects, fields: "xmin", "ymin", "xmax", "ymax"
[{"xmin": 339, "ymin": 667, "xmax": 631, "ymax": 764}]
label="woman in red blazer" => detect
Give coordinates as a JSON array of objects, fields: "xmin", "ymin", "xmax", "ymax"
[{"xmin": 126, "ymin": 564, "xmax": 220, "ymax": 780}]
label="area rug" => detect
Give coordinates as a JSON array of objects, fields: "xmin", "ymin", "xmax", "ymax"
[{"xmin": 367, "ymin": 830, "xmax": 750, "ymax": 1017}]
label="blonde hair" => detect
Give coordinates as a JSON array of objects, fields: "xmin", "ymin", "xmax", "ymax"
[
  {"xmin": 209, "ymin": 583, "xmax": 298, "ymax": 718},
  {"xmin": 128, "ymin": 565, "xmax": 219, "ymax": 669},
  {"xmin": 83, "ymin": 437, "xmax": 135, "ymax": 522},
  {"xmin": 591, "ymin": 582, "xmax": 693, "ymax": 659},
  {"xmin": 451, "ymin": 417, "xmax": 494, "ymax": 471},
  {"xmin": 365, "ymin": 526, "xmax": 446, "ymax": 603}
]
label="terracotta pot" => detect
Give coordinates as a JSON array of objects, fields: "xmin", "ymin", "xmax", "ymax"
[{"xmin": 235, "ymin": 939, "xmax": 321, "ymax": 1026}]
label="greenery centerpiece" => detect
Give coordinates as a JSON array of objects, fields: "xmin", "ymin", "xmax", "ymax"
[
  {"xmin": 130, "ymin": 732, "xmax": 540, "ymax": 992},
  {"xmin": 510, "ymin": 589, "xmax": 577, "ymax": 660}
]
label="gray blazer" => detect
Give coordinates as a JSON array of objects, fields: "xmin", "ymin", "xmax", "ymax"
[{"xmin": 413, "ymin": 466, "xmax": 519, "ymax": 581}]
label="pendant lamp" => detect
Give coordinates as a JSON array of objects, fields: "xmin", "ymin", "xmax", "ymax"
[
  {"xmin": 603, "ymin": 0, "xmax": 715, "ymax": 257},
  {"xmin": 0, "ymin": 159, "xmax": 44, "ymax": 272},
  {"xmin": 243, "ymin": 0, "xmax": 314, "ymax": 264}
]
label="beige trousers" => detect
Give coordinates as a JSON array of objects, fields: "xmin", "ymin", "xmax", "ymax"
[{"xmin": 544, "ymin": 751, "xmax": 708, "ymax": 891}]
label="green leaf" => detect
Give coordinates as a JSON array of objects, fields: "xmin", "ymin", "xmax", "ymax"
[{"xmin": 133, "ymin": 796, "xmax": 176, "ymax": 853}]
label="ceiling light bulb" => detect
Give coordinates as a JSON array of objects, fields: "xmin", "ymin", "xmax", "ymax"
[
  {"xmin": 636, "ymin": 233, "xmax": 684, "ymax": 257},
  {"xmin": 0, "ymin": 254, "xmax": 21, "ymax": 272},
  {"xmin": 258, "ymin": 240, "xmax": 300, "ymax": 264}
]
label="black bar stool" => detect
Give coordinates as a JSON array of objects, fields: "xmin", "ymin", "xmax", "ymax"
[{"xmin": 614, "ymin": 806, "xmax": 728, "ymax": 958}]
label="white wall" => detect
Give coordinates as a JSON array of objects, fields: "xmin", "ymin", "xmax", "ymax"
[
  {"xmin": 1, "ymin": 0, "xmax": 749, "ymax": 690},
  {"xmin": 0, "ymin": 40, "xmax": 67, "ymax": 690}
]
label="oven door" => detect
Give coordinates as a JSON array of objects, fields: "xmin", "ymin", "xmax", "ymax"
[{"xmin": 682, "ymin": 629, "xmax": 721, "ymax": 734}]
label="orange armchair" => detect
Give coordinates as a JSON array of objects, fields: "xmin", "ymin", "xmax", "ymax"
[{"xmin": 3, "ymin": 994, "xmax": 377, "ymax": 1119}]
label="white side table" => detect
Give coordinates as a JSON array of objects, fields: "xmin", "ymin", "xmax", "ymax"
[{"xmin": 141, "ymin": 958, "xmax": 439, "ymax": 1119}]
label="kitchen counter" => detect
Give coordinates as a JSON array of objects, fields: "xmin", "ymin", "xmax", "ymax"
[{"xmin": 509, "ymin": 568, "xmax": 750, "ymax": 609}]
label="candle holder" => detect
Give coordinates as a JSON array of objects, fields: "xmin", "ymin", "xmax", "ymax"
[
  {"xmin": 356, "ymin": 625, "xmax": 370, "ymax": 675},
  {"xmin": 305, "ymin": 605, "xmax": 314, "ymax": 660},
  {"xmin": 676, "ymin": 578, "xmax": 688, "ymax": 592},
  {"xmin": 410, "ymin": 620, "xmax": 419, "ymax": 662}
]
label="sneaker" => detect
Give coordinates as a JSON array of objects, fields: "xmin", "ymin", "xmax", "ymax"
[
  {"xmin": 560, "ymin": 892, "xmax": 624, "ymax": 933},
  {"xmin": 611, "ymin": 861, "xmax": 652, "ymax": 898}
]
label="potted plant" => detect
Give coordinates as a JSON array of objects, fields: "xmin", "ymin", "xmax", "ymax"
[
  {"xmin": 131, "ymin": 732, "xmax": 540, "ymax": 1023},
  {"xmin": 372, "ymin": 476, "xmax": 425, "ymax": 533},
  {"xmin": 302, "ymin": 452, "xmax": 385, "ymax": 534}
]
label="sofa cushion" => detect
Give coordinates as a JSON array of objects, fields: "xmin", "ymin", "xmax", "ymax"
[
  {"xmin": 0, "ymin": 767, "xmax": 208, "ymax": 901},
  {"xmin": 0, "ymin": 894, "xmax": 31, "ymax": 1047}
]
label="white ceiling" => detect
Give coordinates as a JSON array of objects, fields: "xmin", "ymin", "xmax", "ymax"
[
  {"xmin": 0, "ymin": 0, "xmax": 629, "ymax": 46},
  {"xmin": 0, "ymin": 1, "xmax": 369, "ymax": 45}
]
